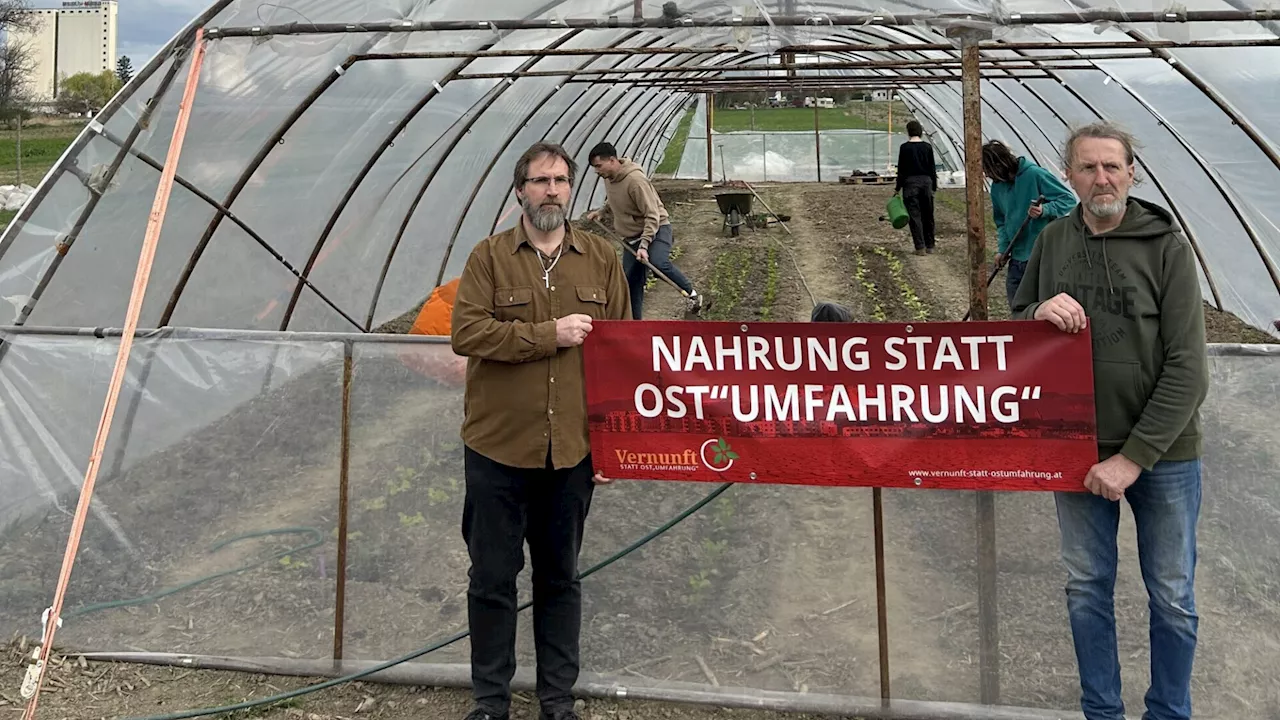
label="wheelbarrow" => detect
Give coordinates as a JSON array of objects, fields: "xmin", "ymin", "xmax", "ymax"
[{"xmin": 715, "ymin": 190, "xmax": 754, "ymax": 237}]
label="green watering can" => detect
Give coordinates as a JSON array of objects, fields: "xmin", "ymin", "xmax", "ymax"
[{"xmin": 885, "ymin": 194, "xmax": 910, "ymax": 229}]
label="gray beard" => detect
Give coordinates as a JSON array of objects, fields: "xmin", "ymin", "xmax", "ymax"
[
  {"xmin": 524, "ymin": 198, "xmax": 566, "ymax": 232},
  {"xmin": 1085, "ymin": 195, "xmax": 1126, "ymax": 218}
]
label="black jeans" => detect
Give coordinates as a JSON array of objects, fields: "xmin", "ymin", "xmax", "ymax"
[
  {"xmin": 463, "ymin": 445, "xmax": 596, "ymax": 716},
  {"xmin": 902, "ymin": 176, "xmax": 936, "ymax": 251},
  {"xmin": 622, "ymin": 223, "xmax": 694, "ymax": 319}
]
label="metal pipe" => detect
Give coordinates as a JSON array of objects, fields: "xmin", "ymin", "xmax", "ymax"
[
  {"xmin": 705, "ymin": 92, "xmax": 714, "ymax": 181},
  {"xmin": 0, "ymin": 2, "xmax": 219, "ymax": 262},
  {"xmin": 334, "ymin": 340, "xmax": 353, "ymax": 661},
  {"xmin": 485, "ymin": 42, "xmax": 666, "ymax": 235},
  {"xmin": 0, "ymin": 324, "xmax": 451, "ymax": 344},
  {"xmin": 296, "ymin": 45, "xmax": 502, "ymax": 332},
  {"xmin": 354, "ymin": 45, "xmax": 741, "ymax": 61},
  {"xmin": 203, "ymin": 9, "xmax": 1280, "ymax": 37},
  {"xmin": 4, "ymin": 325, "xmax": 1270, "ymax": 353},
  {"xmin": 74, "ymin": 652, "xmax": 1087, "ymax": 720},
  {"xmin": 778, "ymin": 37, "xmax": 1280, "ymax": 53},
  {"xmin": 156, "ymin": 37, "xmax": 381, "ymax": 327},
  {"xmin": 583, "ymin": 86, "xmax": 678, "ymax": 212},
  {"xmin": 813, "ymin": 100, "xmax": 822, "ymax": 182},
  {"xmin": 0, "ymin": 39, "xmax": 194, "ymax": 329},
  {"xmin": 957, "ymin": 29, "xmax": 1001, "ymax": 707},
  {"xmin": 988, "ymin": 55, "xmax": 1228, "ymax": 312},
  {"xmin": 90, "ymin": 126, "xmax": 364, "ymax": 332},
  {"xmin": 873, "ymin": 487, "xmax": 890, "ymax": 702},
  {"xmin": 443, "ymin": 32, "xmax": 651, "ymax": 281},
  {"xmin": 1122, "ymin": 29, "xmax": 1280, "ymax": 295},
  {"xmin": 363, "ymin": 31, "xmax": 587, "ymax": 317},
  {"xmin": 452, "ymin": 52, "xmax": 1149, "ymax": 78}
]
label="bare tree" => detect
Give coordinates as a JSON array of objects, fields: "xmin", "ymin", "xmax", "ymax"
[
  {"xmin": 0, "ymin": 0, "xmax": 35, "ymax": 126},
  {"xmin": 0, "ymin": 0, "xmax": 35, "ymax": 33},
  {"xmin": 0, "ymin": 40, "xmax": 35, "ymax": 126}
]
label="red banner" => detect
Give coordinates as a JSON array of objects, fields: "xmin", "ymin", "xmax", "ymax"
[{"xmin": 584, "ymin": 320, "xmax": 1097, "ymax": 492}]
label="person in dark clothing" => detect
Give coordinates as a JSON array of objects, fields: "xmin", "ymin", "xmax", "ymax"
[
  {"xmin": 450, "ymin": 142, "xmax": 631, "ymax": 720},
  {"xmin": 894, "ymin": 120, "xmax": 938, "ymax": 255},
  {"xmin": 811, "ymin": 301, "xmax": 853, "ymax": 323}
]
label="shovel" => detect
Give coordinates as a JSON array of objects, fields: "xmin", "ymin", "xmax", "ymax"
[
  {"xmin": 962, "ymin": 194, "xmax": 1045, "ymax": 321},
  {"xmin": 575, "ymin": 218, "xmax": 706, "ymax": 318}
]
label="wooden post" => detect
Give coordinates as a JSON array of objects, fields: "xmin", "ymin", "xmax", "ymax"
[
  {"xmin": 953, "ymin": 26, "xmax": 1001, "ymax": 707},
  {"xmin": 705, "ymin": 92, "xmax": 714, "ymax": 182}
]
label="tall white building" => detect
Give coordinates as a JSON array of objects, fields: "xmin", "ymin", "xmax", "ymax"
[{"xmin": 7, "ymin": 0, "xmax": 119, "ymax": 102}]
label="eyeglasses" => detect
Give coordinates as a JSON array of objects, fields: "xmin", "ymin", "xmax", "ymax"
[{"xmin": 524, "ymin": 175, "xmax": 572, "ymax": 188}]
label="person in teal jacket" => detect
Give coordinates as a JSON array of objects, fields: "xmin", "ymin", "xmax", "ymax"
[{"xmin": 982, "ymin": 140, "xmax": 1078, "ymax": 308}]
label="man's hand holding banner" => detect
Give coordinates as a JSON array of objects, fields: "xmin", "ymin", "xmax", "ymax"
[{"xmin": 584, "ymin": 320, "xmax": 1096, "ymax": 492}]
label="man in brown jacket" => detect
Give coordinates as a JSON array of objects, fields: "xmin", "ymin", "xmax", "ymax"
[
  {"xmin": 450, "ymin": 141, "xmax": 631, "ymax": 720},
  {"xmin": 585, "ymin": 141, "xmax": 701, "ymax": 318}
]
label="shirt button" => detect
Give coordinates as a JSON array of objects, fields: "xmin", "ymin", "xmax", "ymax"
[
  {"xmin": 551, "ymin": 286, "xmax": 556, "ymax": 291},
  {"xmin": 550, "ymin": 377, "xmax": 555, "ymax": 383},
  {"xmin": 549, "ymin": 408, "xmax": 554, "ymax": 415}
]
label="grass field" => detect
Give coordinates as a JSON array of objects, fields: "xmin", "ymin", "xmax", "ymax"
[
  {"xmin": 656, "ymin": 105, "xmax": 696, "ymax": 175},
  {"xmin": 712, "ymin": 101, "xmax": 912, "ymax": 132},
  {"xmin": 0, "ymin": 116, "xmax": 84, "ymax": 229}
]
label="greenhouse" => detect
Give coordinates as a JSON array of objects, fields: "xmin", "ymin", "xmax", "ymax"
[{"xmin": 1, "ymin": 0, "xmax": 1278, "ymax": 718}]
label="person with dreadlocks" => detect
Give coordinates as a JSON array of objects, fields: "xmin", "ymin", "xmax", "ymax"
[{"xmin": 983, "ymin": 139, "xmax": 1078, "ymax": 308}]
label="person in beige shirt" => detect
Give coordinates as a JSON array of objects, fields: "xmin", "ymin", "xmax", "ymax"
[
  {"xmin": 450, "ymin": 141, "xmax": 630, "ymax": 720},
  {"xmin": 584, "ymin": 141, "xmax": 702, "ymax": 318}
]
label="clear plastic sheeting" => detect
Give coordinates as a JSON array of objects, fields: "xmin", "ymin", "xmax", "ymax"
[
  {"xmin": 678, "ymin": 128, "xmax": 913, "ymax": 183},
  {"xmin": 0, "ymin": 2, "xmax": 1278, "ymax": 334},
  {"xmin": 1, "ymin": 332, "xmax": 1276, "ymax": 717}
]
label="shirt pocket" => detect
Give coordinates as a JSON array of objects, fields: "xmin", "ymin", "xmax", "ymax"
[
  {"xmin": 574, "ymin": 285, "xmax": 608, "ymax": 319},
  {"xmin": 494, "ymin": 286, "xmax": 534, "ymax": 322}
]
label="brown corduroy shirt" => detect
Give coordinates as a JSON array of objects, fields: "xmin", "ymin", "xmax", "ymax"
[{"xmin": 450, "ymin": 220, "xmax": 631, "ymax": 470}]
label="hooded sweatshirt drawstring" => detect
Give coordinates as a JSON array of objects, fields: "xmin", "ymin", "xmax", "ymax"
[{"xmin": 1080, "ymin": 220, "xmax": 1116, "ymax": 295}]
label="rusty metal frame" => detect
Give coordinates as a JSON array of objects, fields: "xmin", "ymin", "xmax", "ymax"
[
  {"xmin": 420, "ymin": 37, "xmax": 719, "ymax": 297},
  {"xmin": 365, "ymin": 29, "xmax": 591, "ymax": 310},
  {"xmin": 439, "ymin": 31, "xmax": 656, "ymax": 285},
  {"xmin": 990, "ymin": 60, "xmax": 1227, "ymax": 312},
  {"xmin": 156, "ymin": 34, "xmax": 389, "ymax": 327},
  {"xmin": 452, "ymin": 52, "xmax": 1149, "ymax": 79},
  {"xmin": 201, "ymin": 8, "xmax": 1280, "ymax": 39},
  {"xmin": 283, "ymin": 43, "xmax": 507, "ymax": 332}
]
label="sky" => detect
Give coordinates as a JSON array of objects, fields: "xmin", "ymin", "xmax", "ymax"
[{"xmin": 114, "ymin": 0, "xmax": 204, "ymax": 70}]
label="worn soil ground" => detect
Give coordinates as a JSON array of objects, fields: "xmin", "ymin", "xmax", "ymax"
[{"xmin": 2, "ymin": 181, "xmax": 1277, "ymax": 720}]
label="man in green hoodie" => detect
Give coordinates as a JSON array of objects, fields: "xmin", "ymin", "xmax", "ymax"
[
  {"xmin": 1011, "ymin": 122, "xmax": 1209, "ymax": 720},
  {"xmin": 983, "ymin": 139, "xmax": 1078, "ymax": 308},
  {"xmin": 585, "ymin": 142, "xmax": 701, "ymax": 319}
]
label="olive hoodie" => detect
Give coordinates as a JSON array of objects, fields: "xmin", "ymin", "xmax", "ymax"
[
  {"xmin": 603, "ymin": 158, "xmax": 668, "ymax": 250},
  {"xmin": 1011, "ymin": 197, "xmax": 1209, "ymax": 470}
]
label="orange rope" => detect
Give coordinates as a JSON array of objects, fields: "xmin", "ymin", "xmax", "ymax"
[{"xmin": 20, "ymin": 29, "xmax": 208, "ymax": 720}]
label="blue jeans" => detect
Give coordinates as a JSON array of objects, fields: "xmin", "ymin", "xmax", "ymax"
[
  {"xmin": 1054, "ymin": 458, "xmax": 1201, "ymax": 720},
  {"xmin": 1006, "ymin": 257, "xmax": 1027, "ymax": 309},
  {"xmin": 622, "ymin": 223, "xmax": 694, "ymax": 320}
]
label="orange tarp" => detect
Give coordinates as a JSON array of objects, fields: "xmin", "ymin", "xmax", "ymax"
[{"xmin": 400, "ymin": 277, "xmax": 467, "ymax": 388}]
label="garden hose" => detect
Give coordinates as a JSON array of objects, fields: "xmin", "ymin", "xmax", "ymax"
[
  {"xmin": 62, "ymin": 527, "xmax": 324, "ymax": 622},
  {"xmin": 125, "ymin": 482, "xmax": 735, "ymax": 720}
]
